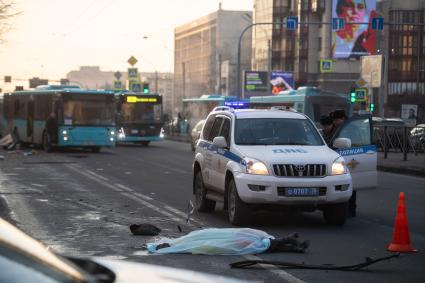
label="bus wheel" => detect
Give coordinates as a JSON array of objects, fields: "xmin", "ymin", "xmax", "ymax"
[
  {"xmin": 140, "ymin": 141, "xmax": 150, "ymax": 147},
  {"xmin": 91, "ymin": 146, "xmax": 101, "ymax": 153}
]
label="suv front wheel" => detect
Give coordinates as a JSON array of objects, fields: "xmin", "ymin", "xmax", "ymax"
[
  {"xmin": 194, "ymin": 171, "xmax": 216, "ymax": 212},
  {"xmin": 227, "ymin": 179, "xmax": 250, "ymax": 225}
]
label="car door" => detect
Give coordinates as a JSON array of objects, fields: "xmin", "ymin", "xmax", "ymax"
[
  {"xmin": 333, "ymin": 115, "xmax": 377, "ymax": 190},
  {"xmin": 215, "ymin": 116, "xmax": 231, "ymax": 193},
  {"xmin": 203, "ymin": 116, "xmax": 223, "ymax": 189}
]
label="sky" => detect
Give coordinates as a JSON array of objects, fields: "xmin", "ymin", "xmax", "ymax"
[{"xmin": 0, "ymin": 0, "xmax": 253, "ymax": 89}]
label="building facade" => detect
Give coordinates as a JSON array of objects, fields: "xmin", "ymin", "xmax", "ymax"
[
  {"xmin": 378, "ymin": 0, "xmax": 425, "ymax": 122},
  {"xmin": 253, "ymin": 0, "xmax": 358, "ymax": 93},
  {"xmin": 173, "ymin": 7, "xmax": 252, "ymax": 115},
  {"xmin": 252, "ymin": 0, "xmax": 424, "ymax": 121}
]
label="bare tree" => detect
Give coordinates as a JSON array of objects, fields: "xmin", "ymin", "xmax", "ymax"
[{"xmin": 0, "ymin": 1, "xmax": 20, "ymax": 42}]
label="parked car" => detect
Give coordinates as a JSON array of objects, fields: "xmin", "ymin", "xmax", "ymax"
[
  {"xmin": 0, "ymin": 218, "xmax": 247, "ymax": 283},
  {"xmin": 190, "ymin": 119, "xmax": 205, "ymax": 151},
  {"xmin": 410, "ymin": 124, "xmax": 425, "ymax": 148}
]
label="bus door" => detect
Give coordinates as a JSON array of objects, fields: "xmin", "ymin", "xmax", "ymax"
[
  {"xmin": 26, "ymin": 99, "xmax": 35, "ymax": 141},
  {"xmin": 332, "ymin": 115, "xmax": 377, "ymax": 190}
]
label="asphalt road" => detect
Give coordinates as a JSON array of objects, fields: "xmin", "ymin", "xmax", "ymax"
[{"xmin": 0, "ymin": 140, "xmax": 424, "ymax": 283}]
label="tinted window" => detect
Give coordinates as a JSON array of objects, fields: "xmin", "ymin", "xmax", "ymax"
[
  {"xmin": 202, "ymin": 115, "xmax": 216, "ymax": 139},
  {"xmin": 219, "ymin": 118, "xmax": 231, "ymax": 146},
  {"xmin": 235, "ymin": 118, "xmax": 323, "ymax": 146},
  {"xmin": 208, "ymin": 117, "xmax": 223, "ymax": 141},
  {"xmin": 338, "ymin": 118, "xmax": 372, "ymax": 146}
]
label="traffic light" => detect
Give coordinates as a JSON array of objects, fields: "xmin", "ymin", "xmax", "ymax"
[
  {"xmin": 350, "ymin": 87, "xmax": 356, "ymax": 103},
  {"xmin": 143, "ymin": 82, "xmax": 149, "ymax": 94},
  {"xmin": 370, "ymin": 103, "xmax": 375, "ymax": 112}
]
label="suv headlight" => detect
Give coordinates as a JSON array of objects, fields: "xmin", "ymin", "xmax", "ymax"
[
  {"xmin": 331, "ymin": 157, "xmax": 348, "ymax": 175},
  {"xmin": 243, "ymin": 157, "xmax": 269, "ymax": 175}
]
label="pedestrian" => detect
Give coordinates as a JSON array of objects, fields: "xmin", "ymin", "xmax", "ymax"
[
  {"xmin": 319, "ymin": 115, "xmax": 334, "ymax": 146},
  {"xmin": 45, "ymin": 112, "xmax": 58, "ymax": 153},
  {"xmin": 329, "ymin": 109, "xmax": 347, "ymax": 140}
]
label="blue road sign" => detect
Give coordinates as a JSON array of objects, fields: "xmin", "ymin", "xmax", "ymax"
[
  {"xmin": 130, "ymin": 82, "xmax": 141, "ymax": 92},
  {"xmin": 286, "ymin": 16, "xmax": 298, "ymax": 30},
  {"xmin": 332, "ymin": 18, "xmax": 345, "ymax": 31},
  {"xmin": 320, "ymin": 59, "xmax": 333, "ymax": 73},
  {"xmin": 372, "ymin": 18, "xmax": 384, "ymax": 30}
]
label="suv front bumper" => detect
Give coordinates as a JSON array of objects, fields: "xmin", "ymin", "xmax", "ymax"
[{"xmin": 234, "ymin": 172, "xmax": 352, "ymax": 205}]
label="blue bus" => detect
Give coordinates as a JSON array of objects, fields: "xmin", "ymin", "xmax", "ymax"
[
  {"xmin": 3, "ymin": 85, "xmax": 116, "ymax": 152},
  {"xmin": 115, "ymin": 92, "xmax": 164, "ymax": 146},
  {"xmin": 249, "ymin": 87, "xmax": 351, "ymax": 123},
  {"xmin": 182, "ymin": 95, "xmax": 249, "ymax": 131}
]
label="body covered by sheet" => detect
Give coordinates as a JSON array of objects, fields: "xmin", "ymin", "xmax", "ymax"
[{"xmin": 147, "ymin": 228, "xmax": 275, "ymax": 255}]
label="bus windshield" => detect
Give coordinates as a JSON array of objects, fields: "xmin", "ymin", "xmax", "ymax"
[
  {"xmin": 63, "ymin": 94, "xmax": 115, "ymax": 126},
  {"xmin": 235, "ymin": 118, "xmax": 324, "ymax": 146},
  {"xmin": 121, "ymin": 102, "xmax": 162, "ymax": 123}
]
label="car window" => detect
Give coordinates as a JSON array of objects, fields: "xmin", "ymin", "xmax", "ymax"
[
  {"xmin": 202, "ymin": 115, "xmax": 216, "ymax": 139},
  {"xmin": 208, "ymin": 117, "xmax": 224, "ymax": 142},
  {"xmin": 235, "ymin": 118, "xmax": 323, "ymax": 145},
  {"xmin": 219, "ymin": 118, "xmax": 231, "ymax": 146},
  {"xmin": 337, "ymin": 118, "xmax": 372, "ymax": 146}
]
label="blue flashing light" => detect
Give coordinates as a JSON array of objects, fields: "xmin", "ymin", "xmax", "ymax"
[{"xmin": 224, "ymin": 101, "xmax": 249, "ymax": 109}]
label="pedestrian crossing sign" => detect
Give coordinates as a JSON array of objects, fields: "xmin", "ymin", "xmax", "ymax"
[
  {"xmin": 128, "ymin": 68, "xmax": 138, "ymax": 79},
  {"xmin": 130, "ymin": 81, "xmax": 141, "ymax": 93},
  {"xmin": 320, "ymin": 59, "xmax": 333, "ymax": 73},
  {"xmin": 113, "ymin": 80, "xmax": 123, "ymax": 91}
]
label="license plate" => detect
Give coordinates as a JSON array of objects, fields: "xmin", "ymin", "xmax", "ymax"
[
  {"xmin": 131, "ymin": 129, "xmax": 138, "ymax": 134},
  {"xmin": 285, "ymin": 187, "xmax": 319, "ymax": 197}
]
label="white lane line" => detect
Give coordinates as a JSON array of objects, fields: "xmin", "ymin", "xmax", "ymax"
[
  {"xmin": 121, "ymin": 192, "xmax": 182, "ymax": 223},
  {"xmin": 66, "ymin": 164, "xmax": 305, "ymax": 283},
  {"xmin": 65, "ymin": 165, "xmax": 184, "ymax": 223},
  {"xmin": 113, "ymin": 183, "xmax": 205, "ymax": 227},
  {"xmin": 84, "ymin": 169, "xmax": 110, "ymax": 181}
]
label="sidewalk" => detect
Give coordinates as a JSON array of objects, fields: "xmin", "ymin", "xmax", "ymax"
[
  {"xmin": 165, "ymin": 136, "xmax": 425, "ymax": 177},
  {"xmin": 378, "ymin": 152, "xmax": 425, "ymax": 177}
]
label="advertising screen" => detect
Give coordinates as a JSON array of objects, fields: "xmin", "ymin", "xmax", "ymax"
[
  {"xmin": 244, "ymin": 71, "xmax": 268, "ymax": 92},
  {"xmin": 332, "ymin": 0, "xmax": 376, "ymax": 59},
  {"xmin": 270, "ymin": 72, "xmax": 294, "ymax": 94}
]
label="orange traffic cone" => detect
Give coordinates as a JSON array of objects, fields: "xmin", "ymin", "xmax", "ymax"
[{"xmin": 387, "ymin": 192, "xmax": 417, "ymax": 253}]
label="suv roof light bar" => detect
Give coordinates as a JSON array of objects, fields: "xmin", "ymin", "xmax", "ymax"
[{"xmin": 212, "ymin": 106, "xmax": 234, "ymax": 112}]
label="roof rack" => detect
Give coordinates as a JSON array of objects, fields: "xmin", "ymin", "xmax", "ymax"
[{"xmin": 270, "ymin": 106, "xmax": 298, "ymax": 112}]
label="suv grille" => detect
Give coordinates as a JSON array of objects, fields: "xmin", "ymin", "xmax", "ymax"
[{"xmin": 273, "ymin": 164, "xmax": 327, "ymax": 177}]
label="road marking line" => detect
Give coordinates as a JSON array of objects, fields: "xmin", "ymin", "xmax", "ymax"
[{"xmin": 65, "ymin": 164, "xmax": 305, "ymax": 283}]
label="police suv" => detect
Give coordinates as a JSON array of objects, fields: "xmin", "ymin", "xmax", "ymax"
[{"xmin": 193, "ymin": 107, "xmax": 354, "ymax": 226}]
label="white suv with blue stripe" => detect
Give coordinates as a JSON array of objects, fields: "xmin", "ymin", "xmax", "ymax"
[{"xmin": 193, "ymin": 107, "xmax": 354, "ymax": 226}]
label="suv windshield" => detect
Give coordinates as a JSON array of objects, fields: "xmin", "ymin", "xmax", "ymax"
[{"xmin": 235, "ymin": 118, "xmax": 324, "ymax": 146}]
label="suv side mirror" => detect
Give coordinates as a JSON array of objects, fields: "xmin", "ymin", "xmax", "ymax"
[
  {"xmin": 333, "ymin": 138, "xmax": 352, "ymax": 149},
  {"xmin": 213, "ymin": 136, "xmax": 227, "ymax": 148}
]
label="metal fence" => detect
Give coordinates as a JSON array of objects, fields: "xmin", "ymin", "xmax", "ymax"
[{"xmin": 373, "ymin": 125, "xmax": 425, "ymax": 159}]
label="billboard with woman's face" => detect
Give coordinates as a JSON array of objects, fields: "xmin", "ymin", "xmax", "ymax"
[{"xmin": 332, "ymin": 0, "xmax": 376, "ymax": 59}]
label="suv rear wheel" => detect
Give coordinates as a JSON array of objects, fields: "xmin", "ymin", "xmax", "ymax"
[
  {"xmin": 228, "ymin": 179, "xmax": 250, "ymax": 225},
  {"xmin": 194, "ymin": 171, "xmax": 216, "ymax": 212},
  {"xmin": 323, "ymin": 202, "xmax": 348, "ymax": 226}
]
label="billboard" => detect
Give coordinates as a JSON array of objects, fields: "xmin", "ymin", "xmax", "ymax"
[
  {"xmin": 244, "ymin": 71, "xmax": 268, "ymax": 92},
  {"xmin": 361, "ymin": 55, "xmax": 382, "ymax": 87},
  {"xmin": 401, "ymin": 104, "xmax": 417, "ymax": 126},
  {"xmin": 332, "ymin": 0, "xmax": 376, "ymax": 59},
  {"xmin": 270, "ymin": 72, "xmax": 294, "ymax": 94}
]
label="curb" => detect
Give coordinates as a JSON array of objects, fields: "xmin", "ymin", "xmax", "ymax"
[{"xmin": 378, "ymin": 165, "xmax": 425, "ymax": 178}]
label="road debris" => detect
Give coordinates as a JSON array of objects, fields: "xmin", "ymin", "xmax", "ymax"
[
  {"xmin": 146, "ymin": 228, "xmax": 309, "ymax": 255},
  {"xmin": 230, "ymin": 253, "xmax": 401, "ymax": 271},
  {"xmin": 130, "ymin": 223, "xmax": 162, "ymax": 236}
]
